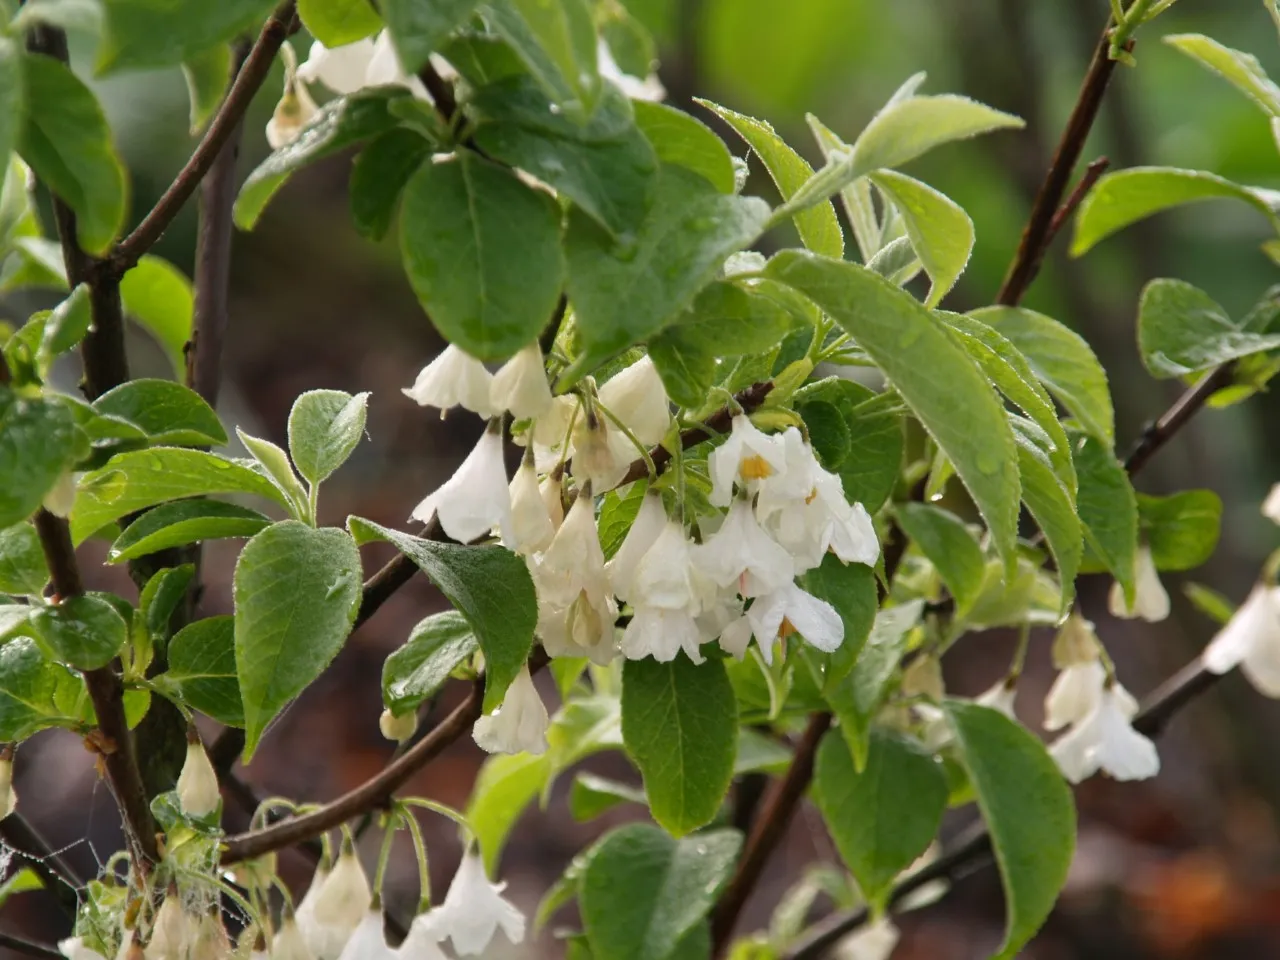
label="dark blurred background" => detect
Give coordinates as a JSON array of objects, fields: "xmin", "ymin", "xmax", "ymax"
[{"xmin": 6, "ymin": 0, "xmax": 1280, "ymax": 957}]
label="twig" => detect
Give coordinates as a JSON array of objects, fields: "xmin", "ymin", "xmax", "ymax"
[
  {"xmin": 112, "ymin": 1, "xmax": 297, "ymax": 271},
  {"xmin": 0, "ymin": 932, "xmax": 64, "ymax": 960},
  {"xmin": 995, "ymin": 29, "xmax": 1129, "ymax": 307},
  {"xmin": 1122, "ymin": 362, "xmax": 1236, "ymax": 475},
  {"xmin": 712, "ymin": 713, "xmax": 832, "ymax": 953},
  {"xmin": 0, "ymin": 812, "xmax": 83, "ymax": 917},
  {"xmin": 219, "ymin": 679, "xmax": 486, "ymax": 864},
  {"xmin": 33, "ymin": 510, "xmax": 159, "ymax": 873}
]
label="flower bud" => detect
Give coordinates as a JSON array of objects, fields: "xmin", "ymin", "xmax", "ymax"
[
  {"xmin": 190, "ymin": 915, "xmax": 231, "ymax": 960},
  {"xmin": 146, "ymin": 895, "xmax": 194, "ymax": 960},
  {"xmin": 1051, "ymin": 612, "xmax": 1100, "ymax": 668},
  {"xmin": 177, "ymin": 731, "xmax": 220, "ymax": 819},
  {"xmin": 271, "ymin": 917, "xmax": 313, "ymax": 960},
  {"xmin": 42, "ymin": 471, "xmax": 77, "ymax": 518},
  {"xmin": 378, "ymin": 708, "xmax": 416, "ymax": 743}
]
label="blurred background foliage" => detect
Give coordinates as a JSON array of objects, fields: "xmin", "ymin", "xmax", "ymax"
[{"xmin": 8, "ymin": 0, "xmax": 1280, "ymax": 957}]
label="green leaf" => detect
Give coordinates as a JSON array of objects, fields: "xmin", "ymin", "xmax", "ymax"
[
  {"xmin": 17, "ymin": 52, "xmax": 126, "ymax": 255},
  {"xmin": 467, "ymin": 752, "xmax": 551, "ymax": 871},
  {"xmin": 298, "ymin": 0, "xmax": 381, "ymax": 47},
  {"xmin": 108, "ymin": 500, "xmax": 271, "ymax": 563},
  {"xmin": 484, "ymin": 0, "xmax": 600, "ymax": 119},
  {"xmin": 700, "ymin": 99, "xmax": 843, "ymax": 259},
  {"xmin": 94, "ymin": 379, "xmax": 226, "ymax": 447},
  {"xmin": 1137, "ymin": 279, "xmax": 1280, "ymax": 379},
  {"xmin": 118, "ymin": 256, "xmax": 195, "ymax": 374},
  {"xmin": 944, "ymin": 700, "xmax": 1075, "ymax": 959},
  {"xmin": 812, "ymin": 728, "xmax": 946, "ymax": 911},
  {"xmin": 569, "ymin": 772, "xmax": 646, "ymax": 821},
  {"xmin": 181, "ymin": 45, "xmax": 231, "ymax": 133},
  {"xmin": 1072, "ymin": 430, "xmax": 1138, "ymax": 602},
  {"xmin": 99, "ymin": 0, "xmax": 275, "ymax": 72},
  {"xmin": 0, "ymin": 867, "xmax": 42, "ymax": 907},
  {"xmin": 382, "ymin": 0, "xmax": 480, "ymax": 73},
  {"xmin": 349, "ymin": 518, "xmax": 537, "ymax": 712},
  {"xmin": 41, "ymin": 284, "xmax": 93, "ymax": 369},
  {"xmin": 563, "ymin": 164, "xmax": 769, "ymax": 380},
  {"xmin": 349, "ymin": 128, "xmax": 432, "ymax": 242},
  {"xmin": 632, "ymin": 100, "xmax": 735, "ymax": 194},
  {"xmin": 1070, "ymin": 167, "xmax": 1280, "ymax": 257},
  {"xmin": 870, "ymin": 170, "xmax": 973, "ymax": 308},
  {"xmin": 234, "ymin": 521, "xmax": 361, "ymax": 760},
  {"xmin": 0, "ymin": 523, "xmax": 48, "ymax": 595},
  {"xmin": 0, "ymin": 236, "xmax": 67, "ymax": 294},
  {"xmin": 796, "ymin": 399, "xmax": 850, "ymax": 469},
  {"xmin": 824, "ymin": 599, "xmax": 922, "ymax": 771},
  {"xmin": 581, "ymin": 823, "xmax": 742, "ymax": 960},
  {"xmin": 11, "ymin": 1, "xmax": 106, "ymax": 37},
  {"xmin": 895, "ymin": 502, "xmax": 985, "ymax": 615},
  {"xmin": 399, "ymin": 150, "xmax": 563, "ymax": 361},
  {"xmin": 659, "ymin": 280, "xmax": 799, "ymax": 362},
  {"xmin": 29, "ymin": 594, "xmax": 129, "ymax": 670},
  {"xmin": 0, "ymin": 638, "xmax": 84, "ymax": 741},
  {"xmin": 785, "ymin": 94, "xmax": 1022, "ymax": 218},
  {"xmin": 1014, "ymin": 436, "xmax": 1082, "ymax": 612},
  {"xmin": 235, "ymin": 88, "xmax": 412, "ymax": 230},
  {"xmin": 734, "ymin": 728, "xmax": 791, "ymax": 775},
  {"xmin": 647, "ymin": 326, "xmax": 717, "ymax": 409},
  {"xmin": 0, "ymin": 39, "xmax": 20, "ymax": 180},
  {"xmin": 1164, "ymin": 33, "xmax": 1280, "ymax": 118},
  {"xmin": 620, "ymin": 654, "xmax": 737, "ymax": 836},
  {"xmin": 864, "ymin": 235, "xmax": 920, "ymax": 287},
  {"xmin": 287, "ymin": 390, "xmax": 369, "ymax": 487},
  {"xmin": 0, "ymin": 389, "xmax": 79, "ymax": 529},
  {"xmin": 1138, "ymin": 490, "xmax": 1221, "ymax": 572},
  {"xmin": 472, "ymin": 77, "xmax": 658, "ymax": 237},
  {"xmin": 237, "ymin": 429, "xmax": 308, "ymax": 520},
  {"xmin": 598, "ymin": 481, "xmax": 648, "ymax": 560},
  {"xmin": 138, "ymin": 564, "xmax": 194, "ymax": 642},
  {"xmin": 808, "ymin": 115, "xmax": 880, "ymax": 263},
  {"xmin": 381, "ymin": 610, "xmax": 478, "ymax": 714},
  {"xmin": 799, "ymin": 554, "xmax": 876, "ymax": 687},
  {"xmin": 164, "ymin": 616, "xmax": 243, "ymax": 728},
  {"xmin": 767, "ymin": 251, "xmax": 1021, "ymax": 575},
  {"xmin": 71, "ymin": 448, "xmax": 288, "ymax": 544},
  {"xmin": 796, "ymin": 379, "xmax": 903, "ymax": 514},
  {"xmin": 973, "ymin": 305, "xmax": 1114, "ymax": 448}
]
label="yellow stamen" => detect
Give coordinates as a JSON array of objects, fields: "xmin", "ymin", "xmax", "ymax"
[
  {"xmin": 739, "ymin": 454, "xmax": 774, "ymax": 481},
  {"xmin": 778, "ymin": 617, "xmax": 797, "ymax": 639}
]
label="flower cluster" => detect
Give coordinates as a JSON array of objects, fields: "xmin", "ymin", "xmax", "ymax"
[{"xmin": 401, "ymin": 346, "xmax": 880, "ymax": 757}]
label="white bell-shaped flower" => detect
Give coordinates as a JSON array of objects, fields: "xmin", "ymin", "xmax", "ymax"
[
  {"xmin": 297, "ymin": 38, "xmax": 379, "ymax": 95},
  {"xmin": 145, "ymin": 895, "xmax": 194, "ymax": 960},
  {"xmin": 1050, "ymin": 682, "xmax": 1158, "ymax": 784},
  {"xmin": 596, "ymin": 39, "xmax": 666, "ymax": 102},
  {"xmin": 393, "ymin": 914, "xmax": 449, "ymax": 960},
  {"xmin": 1264, "ymin": 483, "xmax": 1280, "ymax": 525},
  {"xmin": 472, "ymin": 665, "xmax": 549, "ymax": 755},
  {"xmin": 570, "ymin": 415, "xmax": 634, "ymax": 493},
  {"xmin": 411, "ymin": 424, "xmax": 511, "ymax": 544},
  {"xmin": 0, "ymin": 755, "xmax": 14, "ymax": 819},
  {"xmin": 303, "ymin": 847, "xmax": 371, "ymax": 960},
  {"xmin": 697, "ymin": 496, "xmax": 795, "ymax": 598},
  {"xmin": 742, "ymin": 581, "xmax": 844, "ymax": 665},
  {"xmin": 975, "ymin": 678, "xmax": 1018, "ymax": 719},
  {"xmin": 506, "ymin": 458, "xmax": 556, "ymax": 555},
  {"xmin": 622, "ymin": 606, "xmax": 704, "ymax": 663},
  {"xmin": 294, "ymin": 862, "xmax": 329, "ymax": 952},
  {"xmin": 334, "ymin": 912, "xmax": 394, "ymax": 960},
  {"xmin": 266, "ymin": 43, "xmax": 319, "ymax": 150},
  {"xmin": 1044, "ymin": 660, "xmax": 1107, "ymax": 732},
  {"xmin": 1108, "ymin": 545, "xmax": 1170, "ymax": 622},
  {"xmin": 42, "ymin": 470, "xmax": 79, "ymax": 519},
  {"xmin": 533, "ymin": 489, "xmax": 605, "ymax": 608},
  {"xmin": 604, "ymin": 492, "xmax": 667, "ymax": 602},
  {"xmin": 620, "ymin": 521, "xmax": 705, "ymax": 663},
  {"xmin": 402, "ymin": 345, "xmax": 496, "ymax": 419},
  {"xmin": 491, "ymin": 343, "xmax": 553, "ymax": 420},
  {"xmin": 364, "ymin": 32, "xmax": 430, "ymax": 99},
  {"xmin": 597, "ymin": 356, "xmax": 671, "ymax": 446},
  {"xmin": 538, "ymin": 588, "xmax": 618, "ymax": 665},
  {"xmin": 529, "ymin": 395, "xmax": 580, "ymax": 452},
  {"xmin": 271, "ymin": 917, "xmax": 314, "ymax": 960},
  {"xmin": 177, "ymin": 734, "xmax": 220, "ymax": 819},
  {"xmin": 189, "ymin": 915, "xmax": 231, "ymax": 960},
  {"xmin": 709, "ymin": 415, "xmax": 787, "ymax": 507},
  {"xmin": 1202, "ymin": 584, "xmax": 1280, "ymax": 696},
  {"xmin": 540, "ymin": 473, "xmax": 565, "ymax": 532},
  {"xmin": 60, "ymin": 940, "xmax": 107, "ymax": 960},
  {"xmin": 832, "ymin": 918, "xmax": 899, "ymax": 960},
  {"xmin": 378, "ymin": 708, "xmax": 416, "ymax": 743},
  {"xmin": 417, "ymin": 852, "xmax": 525, "ymax": 957}
]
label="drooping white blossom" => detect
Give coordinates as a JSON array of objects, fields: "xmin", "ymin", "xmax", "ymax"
[
  {"xmin": 490, "ymin": 343, "xmax": 553, "ymax": 421},
  {"xmin": 597, "ymin": 356, "xmax": 671, "ymax": 447},
  {"xmin": 415, "ymin": 853, "xmax": 525, "ymax": 957},
  {"xmin": 1108, "ymin": 545, "xmax": 1170, "ymax": 622},
  {"xmin": 596, "ymin": 39, "xmax": 666, "ymax": 102},
  {"xmin": 177, "ymin": 734, "xmax": 220, "ymax": 819},
  {"xmin": 620, "ymin": 521, "xmax": 706, "ymax": 663},
  {"xmin": 393, "ymin": 914, "xmax": 449, "ymax": 960},
  {"xmin": 302, "ymin": 848, "xmax": 371, "ymax": 960},
  {"xmin": 1043, "ymin": 614, "xmax": 1128, "ymax": 732},
  {"xmin": 402, "ymin": 345, "xmax": 496, "ymax": 419},
  {"xmin": 1264, "ymin": 483, "xmax": 1280, "ymax": 525},
  {"xmin": 1202, "ymin": 584, "xmax": 1280, "ymax": 696},
  {"xmin": 709, "ymin": 415, "xmax": 786, "ymax": 507},
  {"xmin": 266, "ymin": 43, "xmax": 319, "ymax": 149},
  {"xmin": 1050, "ymin": 682, "xmax": 1159, "ymax": 783},
  {"xmin": 534, "ymin": 488, "xmax": 617, "ymax": 663},
  {"xmin": 379, "ymin": 708, "xmax": 416, "ymax": 743},
  {"xmin": 506, "ymin": 458, "xmax": 556, "ymax": 555},
  {"xmin": 739, "ymin": 581, "xmax": 844, "ymax": 665},
  {"xmin": 271, "ymin": 918, "xmax": 314, "ymax": 960},
  {"xmin": 697, "ymin": 496, "xmax": 795, "ymax": 598},
  {"xmin": 189, "ymin": 914, "xmax": 231, "ymax": 960},
  {"xmin": 473, "ymin": 665, "xmax": 549, "ymax": 755},
  {"xmin": 604, "ymin": 492, "xmax": 667, "ymax": 602},
  {"xmin": 297, "ymin": 37, "xmax": 378, "ymax": 95},
  {"xmin": 334, "ymin": 912, "xmax": 395, "ymax": 960},
  {"xmin": 145, "ymin": 895, "xmax": 194, "ymax": 960},
  {"xmin": 410, "ymin": 425, "xmax": 511, "ymax": 544},
  {"xmin": 570, "ymin": 415, "xmax": 634, "ymax": 493},
  {"xmin": 831, "ymin": 918, "xmax": 899, "ymax": 960},
  {"xmin": 975, "ymin": 678, "xmax": 1018, "ymax": 719},
  {"xmin": 60, "ymin": 939, "xmax": 108, "ymax": 960},
  {"xmin": 539, "ymin": 473, "xmax": 565, "ymax": 533},
  {"xmin": 42, "ymin": 470, "xmax": 79, "ymax": 519}
]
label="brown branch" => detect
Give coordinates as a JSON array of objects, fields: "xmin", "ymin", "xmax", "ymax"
[
  {"xmin": 1122, "ymin": 361, "xmax": 1236, "ymax": 475},
  {"xmin": 0, "ymin": 932, "xmax": 64, "ymax": 960},
  {"xmin": 995, "ymin": 28, "xmax": 1130, "ymax": 307},
  {"xmin": 112, "ymin": 1, "xmax": 297, "ymax": 271},
  {"xmin": 712, "ymin": 712, "xmax": 831, "ymax": 954},
  {"xmin": 33, "ymin": 510, "xmax": 159, "ymax": 872},
  {"xmin": 219, "ymin": 679, "xmax": 485, "ymax": 864}
]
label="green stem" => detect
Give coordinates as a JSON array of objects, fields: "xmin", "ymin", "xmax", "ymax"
[
  {"xmin": 397, "ymin": 804, "xmax": 432, "ymax": 914},
  {"xmin": 371, "ymin": 816, "xmax": 398, "ymax": 900},
  {"xmin": 596, "ymin": 400, "xmax": 657, "ymax": 480},
  {"xmin": 1008, "ymin": 620, "xmax": 1031, "ymax": 681},
  {"xmin": 397, "ymin": 796, "xmax": 472, "ymax": 838}
]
